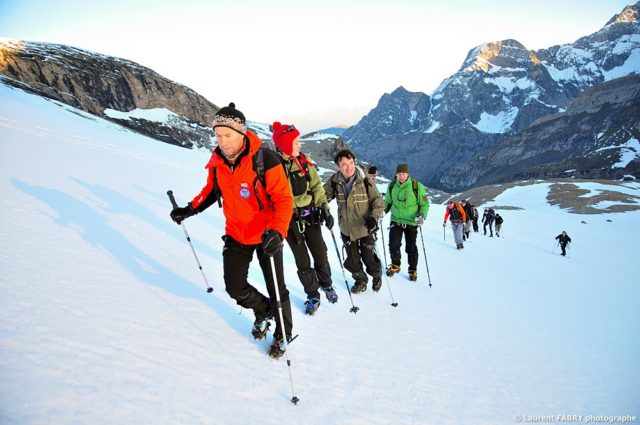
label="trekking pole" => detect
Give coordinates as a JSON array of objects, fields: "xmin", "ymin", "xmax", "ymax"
[
  {"xmin": 372, "ymin": 244, "xmax": 398, "ymax": 307},
  {"xmin": 329, "ymin": 229, "xmax": 359, "ymax": 314},
  {"xmin": 443, "ymin": 224, "xmax": 446, "ymax": 242},
  {"xmin": 268, "ymin": 255, "xmax": 299, "ymax": 405},
  {"xmin": 552, "ymin": 241, "xmax": 558, "ymax": 254},
  {"xmin": 379, "ymin": 220, "xmax": 388, "ymax": 270},
  {"xmin": 419, "ymin": 227, "xmax": 432, "ymax": 288},
  {"xmin": 167, "ymin": 190, "xmax": 213, "ymax": 293}
]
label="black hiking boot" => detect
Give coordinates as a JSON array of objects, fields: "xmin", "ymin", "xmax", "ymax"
[
  {"xmin": 351, "ymin": 280, "xmax": 367, "ymax": 294},
  {"xmin": 408, "ymin": 270, "xmax": 418, "ymax": 281},
  {"xmin": 321, "ymin": 285, "xmax": 339, "ymax": 304},
  {"xmin": 304, "ymin": 298, "xmax": 320, "ymax": 315},
  {"xmin": 268, "ymin": 335, "xmax": 293, "ymax": 359},
  {"xmin": 251, "ymin": 317, "xmax": 271, "ymax": 340},
  {"xmin": 372, "ymin": 276, "xmax": 382, "ymax": 292},
  {"xmin": 386, "ymin": 264, "xmax": 400, "ymax": 277}
]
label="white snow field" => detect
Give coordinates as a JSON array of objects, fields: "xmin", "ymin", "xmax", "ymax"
[{"xmin": 1, "ymin": 82, "xmax": 639, "ymax": 424}]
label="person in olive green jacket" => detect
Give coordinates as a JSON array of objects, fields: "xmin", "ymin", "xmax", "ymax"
[
  {"xmin": 324, "ymin": 150, "xmax": 385, "ymax": 294},
  {"xmin": 272, "ymin": 122, "xmax": 338, "ymax": 315},
  {"xmin": 384, "ymin": 163, "xmax": 429, "ymax": 281}
]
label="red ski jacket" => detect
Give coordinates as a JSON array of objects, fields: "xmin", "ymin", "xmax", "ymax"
[{"xmin": 191, "ymin": 130, "xmax": 293, "ymax": 245}]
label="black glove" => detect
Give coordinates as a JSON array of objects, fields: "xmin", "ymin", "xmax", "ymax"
[
  {"xmin": 321, "ymin": 205, "xmax": 334, "ymax": 230},
  {"xmin": 365, "ymin": 216, "xmax": 378, "ymax": 232},
  {"xmin": 170, "ymin": 204, "xmax": 195, "ymax": 225},
  {"xmin": 325, "ymin": 214, "xmax": 334, "ymax": 230},
  {"xmin": 261, "ymin": 229, "xmax": 282, "ymax": 257}
]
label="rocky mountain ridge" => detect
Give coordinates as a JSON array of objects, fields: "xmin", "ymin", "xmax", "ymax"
[
  {"xmin": 438, "ymin": 74, "xmax": 640, "ymax": 189},
  {"xmin": 0, "ymin": 39, "xmax": 218, "ymax": 149},
  {"xmin": 0, "ymin": 38, "xmax": 348, "ymax": 165}
]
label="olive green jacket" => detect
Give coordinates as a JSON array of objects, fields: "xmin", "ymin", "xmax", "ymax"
[
  {"xmin": 280, "ymin": 153, "xmax": 327, "ymax": 209},
  {"xmin": 324, "ymin": 167, "xmax": 384, "ymax": 241}
]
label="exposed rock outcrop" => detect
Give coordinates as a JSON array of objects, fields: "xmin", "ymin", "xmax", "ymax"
[{"xmin": 1, "ymin": 39, "xmax": 218, "ymax": 149}]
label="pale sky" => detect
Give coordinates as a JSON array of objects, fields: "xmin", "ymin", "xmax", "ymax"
[{"xmin": 0, "ymin": 0, "xmax": 633, "ymax": 132}]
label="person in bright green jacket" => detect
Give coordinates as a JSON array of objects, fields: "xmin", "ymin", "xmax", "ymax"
[{"xmin": 383, "ymin": 163, "xmax": 429, "ymax": 281}]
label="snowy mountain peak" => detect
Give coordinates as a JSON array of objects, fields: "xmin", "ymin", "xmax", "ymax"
[
  {"xmin": 605, "ymin": 1, "xmax": 640, "ymax": 26},
  {"xmin": 462, "ymin": 39, "xmax": 533, "ymax": 73},
  {"xmin": 344, "ymin": 3, "xmax": 640, "ymax": 189},
  {"xmin": 390, "ymin": 85, "xmax": 410, "ymax": 95}
]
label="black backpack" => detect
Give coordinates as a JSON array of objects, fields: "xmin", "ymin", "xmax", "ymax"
[{"xmin": 449, "ymin": 203, "xmax": 462, "ymax": 221}]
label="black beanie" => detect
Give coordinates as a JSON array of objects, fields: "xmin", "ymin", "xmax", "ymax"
[
  {"xmin": 395, "ymin": 163, "xmax": 409, "ymax": 174},
  {"xmin": 212, "ymin": 102, "xmax": 247, "ymax": 135}
]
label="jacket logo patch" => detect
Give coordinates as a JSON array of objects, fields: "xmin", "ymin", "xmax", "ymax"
[{"xmin": 239, "ymin": 187, "xmax": 251, "ymax": 199}]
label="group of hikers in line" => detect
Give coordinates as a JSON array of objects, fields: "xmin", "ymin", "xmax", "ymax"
[
  {"xmin": 440, "ymin": 199, "xmax": 504, "ymax": 250},
  {"xmin": 168, "ymin": 103, "xmax": 432, "ymax": 359},
  {"xmin": 168, "ymin": 103, "xmax": 563, "ymax": 360}
]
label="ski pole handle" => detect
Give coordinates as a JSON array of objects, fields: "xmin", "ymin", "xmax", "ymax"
[{"xmin": 167, "ymin": 190, "xmax": 179, "ymax": 208}]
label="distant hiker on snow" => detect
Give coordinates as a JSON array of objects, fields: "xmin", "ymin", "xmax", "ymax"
[
  {"xmin": 324, "ymin": 150, "xmax": 385, "ymax": 294},
  {"xmin": 471, "ymin": 203, "xmax": 479, "ymax": 233},
  {"xmin": 383, "ymin": 163, "xmax": 429, "ymax": 281},
  {"xmin": 271, "ymin": 121, "xmax": 338, "ymax": 316},
  {"xmin": 555, "ymin": 231, "xmax": 572, "ymax": 256},
  {"xmin": 367, "ymin": 166, "xmax": 378, "ymax": 180},
  {"xmin": 444, "ymin": 200, "xmax": 467, "ymax": 250},
  {"xmin": 170, "ymin": 103, "xmax": 294, "ymax": 359},
  {"xmin": 460, "ymin": 199, "xmax": 473, "ymax": 241},
  {"xmin": 495, "ymin": 213, "xmax": 504, "ymax": 237},
  {"xmin": 482, "ymin": 207, "xmax": 496, "ymax": 237}
]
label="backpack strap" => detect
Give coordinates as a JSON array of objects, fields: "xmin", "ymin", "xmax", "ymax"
[
  {"xmin": 252, "ymin": 146, "xmax": 267, "ymax": 211},
  {"xmin": 412, "ymin": 179, "xmax": 421, "ymax": 207},
  {"xmin": 364, "ymin": 175, "xmax": 372, "ymax": 191},
  {"xmin": 211, "ymin": 166, "xmax": 222, "ymax": 208},
  {"xmin": 388, "ymin": 178, "xmax": 396, "ymax": 196},
  {"xmin": 388, "ymin": 178, "xmax": 421, "ymax": 207}
]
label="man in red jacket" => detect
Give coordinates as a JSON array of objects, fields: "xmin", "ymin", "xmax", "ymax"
[
  {"xmin": 443, "ymin": 200, "xmax": 467, "ymax": 250},
  {"xmin": 170, "ymin": 103, "xmax": 294, "ymax": 359}
]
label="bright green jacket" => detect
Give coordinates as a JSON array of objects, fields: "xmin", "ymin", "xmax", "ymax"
[{"xmin": 384, "ymin": 177, "xmax": 429, "ymax": 226}]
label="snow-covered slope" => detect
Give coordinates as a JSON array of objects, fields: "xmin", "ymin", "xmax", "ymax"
[{"xmin": 1, "ymin": 82, "xmax": 639, "ymax": 424}]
